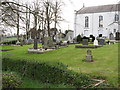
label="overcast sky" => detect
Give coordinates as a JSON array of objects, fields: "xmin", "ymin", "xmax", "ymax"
[
  {"xmin": 60, "ymin": 0, "xmax": 119, "ymax": 32},
  {"xmin": 17, "ymin": 0, "xmax": 119, "ymax": 33}
]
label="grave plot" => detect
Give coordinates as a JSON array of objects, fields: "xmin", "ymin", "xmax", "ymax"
[
  {"xmin": 75, "ymin": 38, "xmax": 102, "ymax": 48},
  {"xmin": 28, "ymin": 37, "xmax": 68, "ymax": 53},
  {"xmin": 0, "ymin": 49, "xmax": 14, "ymax": 52}
]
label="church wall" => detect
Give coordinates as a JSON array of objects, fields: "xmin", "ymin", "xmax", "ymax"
[{"xmin": 74, "ymin": 11, "xmax": 119, "ymax": 38}]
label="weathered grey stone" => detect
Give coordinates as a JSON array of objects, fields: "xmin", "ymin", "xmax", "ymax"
[
  {"xmin": 109, "ymin": 33, "xmax": 115, "ymax": 40},
  {"xmin": 42, "ymin": 37, "xmax": 55, "ymax": 49},
  {"xmin": 98, "ymin": 39, "xmax": 105, "ymax": 45},
  {"xmin": 86, "ymin": 50, "xmax": 93, "ymax": 62},
  {"xmin": 82, "ymin": 39, "xmax": 88, "ymax": 45}
]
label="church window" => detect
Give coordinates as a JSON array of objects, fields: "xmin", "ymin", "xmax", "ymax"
[
  {"xmin": 99, "ymin": 16, "xmax": 103, "ymax": 27},
  {"xmin": 115, "ymin": 14, "xmax": 119, "ymax": 21},
  {"xmin": 85, "ymin": 16, "xmax": 89, "ymax": 27},
  {"xmin": 114, "ymin": 29, "xmax": 116, "ymax": 33}
]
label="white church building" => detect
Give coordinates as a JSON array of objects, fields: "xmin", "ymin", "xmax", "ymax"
[{"xmin": 74, "ymin": 4, "xmax": 120, "ymax": 39}]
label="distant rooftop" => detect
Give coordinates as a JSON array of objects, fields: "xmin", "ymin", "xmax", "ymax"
[{"xmin": 76, "ymin": 4, "xmax": 120, "ymax": 14}]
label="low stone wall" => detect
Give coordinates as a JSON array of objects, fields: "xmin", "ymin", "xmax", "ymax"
[
  {"xmin": 75, "ymin": 45, "xmax": 102, "ymax": 48},
  {"xmin": 28, "ymin": 48, "xmax": 54, "ymax": 53}
]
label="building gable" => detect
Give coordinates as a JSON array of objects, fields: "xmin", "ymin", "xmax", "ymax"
[{"xmin": 77, "ymin": 4, "xmax": 120, "ymax": 14}]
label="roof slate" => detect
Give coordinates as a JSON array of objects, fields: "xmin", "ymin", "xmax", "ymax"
[{"xmin": 77, "ymin": 4, "xmax": 120, "ymax": 14}]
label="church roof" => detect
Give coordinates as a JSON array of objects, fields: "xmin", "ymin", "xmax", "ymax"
[{"xmin": 77, "ymin": 4, "xmax": 120, "ymax": 14}]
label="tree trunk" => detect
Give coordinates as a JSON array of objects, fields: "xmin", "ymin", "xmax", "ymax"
[
  {"xmin": 34, "ymin": 38, "xmax": 38, "ymax": 49},
  {"xmin": 26, "ymin": 4, "xmax": 28, "ymax": 40},
  {"xmin": 46, "ymin": 3, "xmax": 50, "ymax": 37},
  {"xmin": 17, "ymin": 5, "xmax": 19, "ymax": 41},
  {"xmin": 33, "ymin": 12, "xmax": 38, "ymax": 49}
]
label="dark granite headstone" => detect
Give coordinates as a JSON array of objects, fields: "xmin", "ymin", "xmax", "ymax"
[
  {"xmin": 115, "ymin": 32, "xmax": 120, "ymax": 40},
  {"xmin": 98, "ymin": 39, "xmax": 105, "ymax": 45},
  {"xmin": 82, "ymin": 39, "xmax": 88, "ymax": 45},
  {"xmin": 109, "ymin": 33, "xmax": 115, "ymax": 40}
]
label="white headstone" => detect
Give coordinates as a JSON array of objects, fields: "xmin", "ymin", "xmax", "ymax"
[
  {"xmin": 94, "ymin": 39, "xmax": 98, "ymax": 46},
  {"xmin": 29, "ymin": 32, "xmax": 32, "ymax": 39}
]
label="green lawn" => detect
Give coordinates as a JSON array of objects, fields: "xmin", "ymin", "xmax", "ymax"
[
  {"xmin": 1, "ymin": 43, "xmax": 119, "ymax": 87},
  {"xmin": 2, "ymin": 37, "xmax": 17, "ymax": 42}
]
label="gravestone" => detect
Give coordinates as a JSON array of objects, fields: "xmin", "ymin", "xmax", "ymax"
[
  {"xmin": 65, "ymin": 31, "xmax": 74, "ymax": 42},
  {"xmin": 98, "ymin": 39, "xmax": 105, "ymax": 45},
  {"xmin": 47, "ymin": 37, "xmax": 54, "ymax": 47},
  {"xmin": 86, "ymin": 50, "xmax": 93, "ymax": 62},
  {"xmin": 115, "ymin": 32, "xmax": 120, "ymax": 40},
  {"xmin": 109, "ymin": 33, "xmax": 115, "ymax": 40},
  {"xmin": 55, "ymin": 45, "xmax": 59, "ymax": 49},
  {"xmin": 16, "ymin": 40, "xmax": 21, "ymax": 45},
  {"xmin": 82, "ymin": 39, "xmax": 88, "ymax": 45},
  {"xmin": 33, "ymin": 38, "xmax": 38, "ymax": 49},
  {"xmin": 43, "ymin": 37, "xmax": 55, "ymax": 49},
  {"xmin": 94, "ymin": 39, "xmax": 98, "ymax": 46}
]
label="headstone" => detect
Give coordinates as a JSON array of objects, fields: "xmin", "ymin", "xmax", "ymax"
[
  {"xmin": 94, "ymin": 39, "xmax": 98, "ymax": 46},
  {"xmin": 48, "ymin": 37, "xmax": 54, "ymax": 47},
  {"xmin": 33, "ymin": 38, "xmax": 38, "ymax": 49},
  {"xmin": 109, "ymin": 33, "xmax": 115, "ymax": 40},
  {"xmin": 55, "ymin": 45, "xmax": 59, "ymax": 49},
  {"xmin": 16, "ymin": 41, "xmax": 21, "ymax": 45},
  {"xmin": 82, "ymin": 39, "xmax": 88, "ymax": 45},
  {"xmin": 65, "ymin": 31, "xmax": 74, "ymax": 42},
  {"xmin": 60, "ymin": 41, "xmax": 68, "ymax": 46},
  {"xmin": 43, "ymin": 37, "xmax": 55, "ymax": 49},
  {"xmin": 43, "ymin": 37, "xmax": 49, "ymax": 49},
  {"xmin": 86, "ymin": 50, "xmax": 93, "ymax": 62},
  {"xmin": 115, "ymin": 32, "xmax": 120, "ymax": 40},
  {"xmin": 98, "ymin": 39, "xmax": 105, "ymax": 45}
]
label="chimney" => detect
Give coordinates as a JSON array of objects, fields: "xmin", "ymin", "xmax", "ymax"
[{"xmin": 83, "ymin": 3, "xmax": 85, "ymax": 8}]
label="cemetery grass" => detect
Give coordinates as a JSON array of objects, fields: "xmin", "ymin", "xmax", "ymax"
[
  {"xmin": 2, "ymin": 43, "xmax": 119, "ymax": 87},
  {"xmin": 3, "ymin": 37, "xmax": 17, "ymax": 41}
]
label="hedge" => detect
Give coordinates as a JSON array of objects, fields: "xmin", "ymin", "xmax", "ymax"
[
  {"xmin": 2, "ymin": 58, "xmax": 94, "ymax": 88},
  {"xmin": 2, "ymin": 72, "xmax": 22, "ymax": 88}
]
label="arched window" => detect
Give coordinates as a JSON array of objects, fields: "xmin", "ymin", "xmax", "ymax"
[
  {"xmin": 99, "ymin": 16, "xmax": 103, "ymax": 27},
  {"xmin": 115, "ymin": 14, "xmax": 119, "ymax": 21},
  {"xmin": 85, "ymin": 16, "xmax": 89, "ymax": 27}
]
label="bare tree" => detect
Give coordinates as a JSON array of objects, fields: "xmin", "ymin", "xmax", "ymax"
[
  {"xmin": 0, "ymin": 0, "xmax": 64, "ymax": 49},
  {"xmin": 25, "ymin": 4, "xmax": 31, "ymax": 40},
  {"xmin": 0, "ymin": 0, "xmax": 25, "ymax": 41},
  {"xmin": 52, "ymin": 0, "xmax": 64, "ymax": 40}
]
